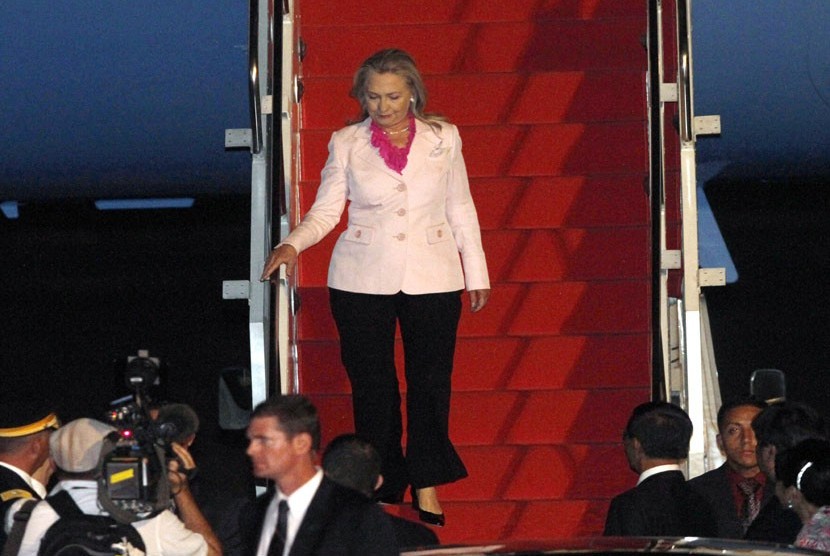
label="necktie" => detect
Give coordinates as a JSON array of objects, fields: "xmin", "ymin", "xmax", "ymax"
[
  {"xmin": 267, "ymin": 500, "xmax": 290, "ymax": 556},
  {"xmin": 738, "ymin": 478, "xmax": 761, "ymax": 531}
]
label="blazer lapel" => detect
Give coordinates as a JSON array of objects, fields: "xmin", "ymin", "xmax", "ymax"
[
  {"xmin": 402, "ymin": 119, "xmax": 445, "ymax": 178},
  {"xmin": 352, "ymin": 120, "xmax": 404, "ymax": 182},
  {"xmin": 352, "ymin": 118, "xmax": 445, "ymax": 181}
]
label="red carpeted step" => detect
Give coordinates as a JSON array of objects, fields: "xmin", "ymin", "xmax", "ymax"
[
  {"xmin": 453, "ymin": 282, "xmax": 647, "ymax": 338},
  {"xmin": 506, "ymin": 71, "xmax": 645, "ymax": 124},
  {"xmin": 506, "ymin": 175, "xmax": 649, "ymax": 228},
  {"xmin": 300, "ymin": 25, "xmax": 472, "ymax": 77},
  {"xmin": 301, "ymin": 0, "xmax": 465, "ymax": 26},
  {"xmin": 508, "ymin": 499, "xmax": 608, "ymax": 539},
  {"xmin": 487, "ymin": 228, "xmax": 649, "ymax": 282},
  {"xmin": 302, "ymin": 17, "xmax": 644, "ymax": 77},
  {"xmin": 505, "ymin": 335, "xmax": 651, "ymax": 390},
  {"xmin": 506, "ymin": 122, "xmax": 646, "ymax": 176},
  {"xmin": 519, "ymin": 20, "xmax": 646, "ymax": 72},
  {"xmin": 453, "ymin": 337, "xmax": 525, "ymax": 392},
  {"xmin": 302, "ymin": 0, "xmax": 643, "ymax": 27},
  {"xmin": 444, "ymin": 445, "xmax": 525, "ymax": 500},
  {"xmin": 447, "ymin": 389, "xmax": 645, "ymax": 446},
  {"xmin": 498, "ymin": 444, "xmax": 631, "ymax": 501}
]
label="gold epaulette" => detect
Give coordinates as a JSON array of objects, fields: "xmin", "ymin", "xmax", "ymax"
[{"xmin": 1, "ymin": 489, "xmax": 35, "ymax": 503}]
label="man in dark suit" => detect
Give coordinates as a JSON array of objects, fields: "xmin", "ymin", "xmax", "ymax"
[
  {"xmin": 744, "ymin": 401, "xmax": 828, "ymax": 544},
  {"xmin": 603, "ymin": 401, "xmax": 717, "ymax": 537},
  {"xmin": 241, "ymin": 395, "xmax": 397, "ymax": 556},
  {"xmin": 322, "ymin": 433, "xmax": 439, "ymax": 550},
  {"xmin": 0, "ymin": 404, "xmax": 59, "ymax": 549},
  {"xmin": 689, "ymin": 398, "xmax": 770, "ymax": 538}
]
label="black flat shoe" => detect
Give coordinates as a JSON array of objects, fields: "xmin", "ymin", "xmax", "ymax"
[{"xmin": 410, "ymin": 487, "xmax": 445, "ymax": 527}]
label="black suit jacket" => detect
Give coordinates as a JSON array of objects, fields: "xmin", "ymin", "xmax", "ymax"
[
  {"xmin": 688, "ymin": 463, "xmax": 773, "ymax": 539},
  {"xmin": 241, "ymin": 476, "xmax": 398, "ymax": 556},
  {"xmin": 744, "ymin": 494, "xmax": 803, "ymax": 544},
  {"xmin": 604, "ymin": 470, "xmax": 718, "ymax": 537},
  {"xmin": 0, "ymin": 465, "xmax": 41, "ymax": 549},
  {"xmin": 389, "ymin": 514, "xmax": 439, "ymax": 550}
]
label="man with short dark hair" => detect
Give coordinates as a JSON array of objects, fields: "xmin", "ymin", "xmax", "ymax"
[
  {"xmin": 242, "ymin": 395, "xmax": 397, "ymax": 555},
  {"xmin": 603, "ymin": 401, "xmax": 717, "ymax": 537},
  {"xmin": 744, "ymin": 401, "xmax": 828, "ymax": 543},
  {"xmin": 689, "ymin": 398, "xmax": 769, "ymax": 538},
  {"xmin": 322, "ymin": 434, "xmax": 438, "ymax": 549}
]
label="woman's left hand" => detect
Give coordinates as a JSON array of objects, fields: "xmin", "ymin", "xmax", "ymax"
[{"xmin": 469, "ymin": 289, "xmax": 491, "ymax": 312}]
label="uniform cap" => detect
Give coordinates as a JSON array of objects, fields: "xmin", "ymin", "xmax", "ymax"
[{"xmin": 0, "ymin": 403, "xmax": 60, "ymax": 438}]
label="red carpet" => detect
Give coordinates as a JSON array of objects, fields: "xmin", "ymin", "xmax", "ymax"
[{"xmin": 291, "ymin": 0, "xmax": 651, "ymax": 543}]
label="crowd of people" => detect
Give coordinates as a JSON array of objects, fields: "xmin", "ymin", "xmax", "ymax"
[
  {"xmin": 1, "ymin": 394, "xmax": 440, "ymax": 556},
  {"xmin": 6, "ymin": 391, "xmax": 830, "ymax": 555},
  {"xmin": 603, "ymin": 397, "xmax": 830, "ymax": 552},
  {"xmin": 3, "ymin": 44, "xmax": 830, "ymax": 556}
]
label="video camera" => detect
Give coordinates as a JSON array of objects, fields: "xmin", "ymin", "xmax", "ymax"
[{"xmin": 97, "ymin": 350, "xmax": 176, "ymax": 523}]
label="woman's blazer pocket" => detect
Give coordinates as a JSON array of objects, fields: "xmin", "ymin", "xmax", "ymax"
[
  {"xmin": 426, "ymin": 223, "xmax": 452, "ymax": 245},
  {"xmin": 343, "ymin": 223, "xmax": 375, "ymax": 245}
]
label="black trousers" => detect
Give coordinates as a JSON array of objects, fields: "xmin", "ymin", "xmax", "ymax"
[{"xmin": 329, "ymin": 288, "xmax": 468, "ymax": 494}]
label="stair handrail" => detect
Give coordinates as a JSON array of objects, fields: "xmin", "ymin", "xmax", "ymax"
[
  {"xmin": 247, "ymin": 0, "xmax": 262, "ymax": 154},
  {"xmin": 677, "ymin": 0, "xmax": 693, "ymax": 143}
]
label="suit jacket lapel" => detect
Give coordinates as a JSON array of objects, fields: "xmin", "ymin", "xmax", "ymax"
[{"xmin": 288, "ymin": 478, "xmax": 336, "ymax": 556}]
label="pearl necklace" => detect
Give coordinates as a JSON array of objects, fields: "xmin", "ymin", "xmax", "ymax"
[{"xmin": 384, "ymin": 126, "xmax": 409, "ymax": 136}]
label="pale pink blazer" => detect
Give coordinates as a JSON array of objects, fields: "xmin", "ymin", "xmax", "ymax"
[{"xmin": 281, "ymin": 117, "xmax": 490, "ymax": 295}]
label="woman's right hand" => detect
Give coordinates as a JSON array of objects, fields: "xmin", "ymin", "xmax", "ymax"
[{"xmin": 260, "ymin": 243, "xmax": 298, "ymax": 282}]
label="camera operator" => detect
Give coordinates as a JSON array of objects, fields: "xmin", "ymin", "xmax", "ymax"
[
  {"xmin": 151, "ymin": 404, "xmax": 200, "ymax": 450},
  {"xmin": 9, "ymin": 418, "xmax": 222, "ymax": 556}
]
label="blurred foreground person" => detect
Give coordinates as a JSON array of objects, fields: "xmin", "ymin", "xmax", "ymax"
[
  {"xmin": 242, "ymin": 395, "xmax": 397, "ymax": 555},
  {"xmin": 745, "ymin": 401, "xmax": 828, "ymax": 543},
  {"xmin": 322, "ymin": 434, "xmax": 439, "ymax": 550},
  {"xmin": 775, "ymin": 438, "xmax": 830, "ymax": 551},
  {"xmin": 604, "ymin": 401, "xmax": 717, "ymax": 537}
]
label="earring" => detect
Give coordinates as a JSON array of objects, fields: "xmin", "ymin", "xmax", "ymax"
[
  {"xmin": 787, "ymin": 499, "xmax": 794, "ymax": 509},
  {"xmin": 410, "ymin": 97, "xmax": 415, "ymax": 103}
]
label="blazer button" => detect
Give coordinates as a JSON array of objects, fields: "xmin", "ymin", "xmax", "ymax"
[
  {"xmin": 396, "ymin": 208, "xmax": 406, "ymax": 216},
  {"xmin": 396, "ymin": 183, "xmax": 407, "ymax": 192},
  {"xmin": 395, "ymin": 233, "xmax": 406, "ymax": 241}
]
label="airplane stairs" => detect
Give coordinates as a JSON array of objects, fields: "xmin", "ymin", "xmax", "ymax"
[{"xmin": 289, "ymin": 0, "xmax": 653, "ymax": 543}]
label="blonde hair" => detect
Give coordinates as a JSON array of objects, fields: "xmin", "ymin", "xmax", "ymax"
[{"xmin": 350, "ymin": 48, "xmax": 444, "ymax": 129}]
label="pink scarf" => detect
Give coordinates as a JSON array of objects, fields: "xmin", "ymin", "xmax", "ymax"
[{"xmin": 370, "ymin": 113, "xmax": 415, "ymax": 174}]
